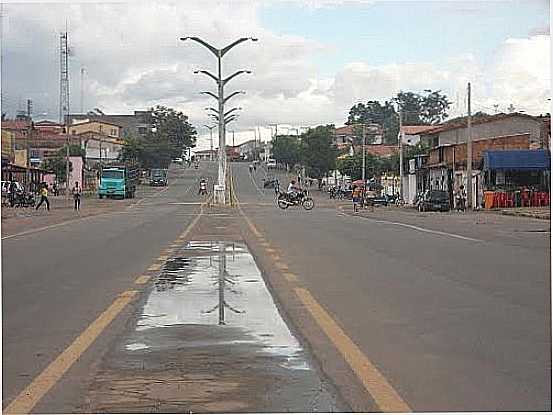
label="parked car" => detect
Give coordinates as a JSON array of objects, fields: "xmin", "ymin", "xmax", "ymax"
[
  {"xmin": 266, "ymin": 158, "xmax": 277, "ymax": 169},
  {"xmin": 417, "ymin": 190, "xmax": 450, "ymax": 212},
  {"xmin": 366, "ymin": 193, "xmax": 390, "ymax": 206}
]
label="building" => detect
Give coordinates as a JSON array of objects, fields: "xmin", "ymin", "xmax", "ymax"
[
  {"xmin": 1, "ymin": 129, "xmax": 15, "ymax": 164},
  {"xmin": 34, "ymin": 120, "xmax": 65, "ymax": 135},
  {"xmin": 66, "ymin": 110, "xmax": 152, "ymax": 138},
  {"xmin": 419, "ymin": 112, "xmax": 549, "ymax": 149},
  {"xmin": 400, "ymin": 125, "xmax": 435, "ymax": 146},
  {"xmin": 423, "ymin": 133, "xmax": 535, "ymax": 208},
  {"xmin": 69, "ymin": 119, "xmax": 122, "ymax": 138},
  {"xmin": 78, "ymin": 131, "xmax": 123, "ymax": 163},
  {"xmin": 194, "ymin": 149, "xmax": 217, "ymax": 161},
  {"xmin": 333, "ymin": 124, "xmax": 383, "ymax": 149}
]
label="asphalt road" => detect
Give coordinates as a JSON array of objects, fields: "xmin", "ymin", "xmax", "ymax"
[
  {"xmin": 3, "ymin": 160, "xmax": 550, "ymax": 413},
  {"xmin": 2, "ymin": 162, "xmax": 214, "ymax": 413},
  {"xmin": 235, "ymin": 162, "xmax": 551, "ymax": 412}
]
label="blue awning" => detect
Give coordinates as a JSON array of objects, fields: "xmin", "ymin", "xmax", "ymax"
[{"xmin": 483, "ymin": 150, "xmax": 551, "ymax": 171}]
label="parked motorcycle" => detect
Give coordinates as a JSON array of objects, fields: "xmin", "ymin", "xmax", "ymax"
[
  {"xmin": 277, "ymin": 190, "xmax": 314, "ymax": 210},
  {"xmin": 14, "ymin": 190, "xmax": 36, "ymax": 208}
]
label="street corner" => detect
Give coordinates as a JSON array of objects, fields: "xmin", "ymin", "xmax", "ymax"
[{"xmin": 82, "ymin": 239, "xmax": 346, "ymax": 413}]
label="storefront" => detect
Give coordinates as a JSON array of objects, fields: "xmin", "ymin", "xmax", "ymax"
[{"xmin": 482, "ymin": 149, "xmax": 550, "ymax": 208}]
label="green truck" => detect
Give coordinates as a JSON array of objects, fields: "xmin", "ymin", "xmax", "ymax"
[{"xmin": 98, "ymin": 165, "xmax": 138, "ymax": 199}]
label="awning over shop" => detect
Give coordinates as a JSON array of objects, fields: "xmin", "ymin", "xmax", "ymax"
[{"xmin": 483, "ymin": 149, "xmax": 551, "ymax": 171}]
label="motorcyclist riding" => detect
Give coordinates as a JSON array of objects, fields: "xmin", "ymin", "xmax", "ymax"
[
  {"xmin": 199, "ymin": 178, "xmax": 208, "ymax": 195},
  {"xmin": 287, "ymin": 180, "xmax": 301, "ymax": 201}
]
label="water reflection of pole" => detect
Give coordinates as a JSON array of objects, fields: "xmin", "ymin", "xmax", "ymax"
[{"xmin": 218, "ymin": 242, "xmax": 226, "ymax": 325}]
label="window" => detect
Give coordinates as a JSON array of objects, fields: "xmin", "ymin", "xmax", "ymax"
[
  {"xmin": 138, "ymin": 127, "xmax": 147, "ymax": 135},
  {"xmin": 101, "ymin": 170, "xmax": 124, "ymax": 179}
]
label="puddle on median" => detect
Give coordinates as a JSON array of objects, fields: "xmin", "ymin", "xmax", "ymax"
[{"xmin": 129, "ymin": 241, "xmax": 309, "ymax": 371}]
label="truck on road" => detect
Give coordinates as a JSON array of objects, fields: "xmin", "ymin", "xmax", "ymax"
[
  {"xmin": 98, "ymin": 165, "xmax": 138, "ymax": 199},
  {"xmin": 149, "ymin": 168, "xmax": 168, "ymax": 186}
]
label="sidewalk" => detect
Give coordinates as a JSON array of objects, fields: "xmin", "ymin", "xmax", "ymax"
[
  {"xmin": 487, "ymin": 206, "xmax": 551, "ymax": 220},
  {"xmin": 1, "ymin": 194, "xmax": 135, "ymax": 237}
]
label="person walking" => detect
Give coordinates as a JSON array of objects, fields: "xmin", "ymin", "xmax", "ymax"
[
  {"xmin": 35, "ymin": 182, "xmax": 50, "ymax": 211},
  {"xmin": 72, "ymin": 181, "xmax": 82, "ymax": 211},
  {"xmin": 8, "ymin": 179, "xmax": 17, "ymax": 207},
  {"xmin": 352, "ymin": 185, "xmax": 361, "ymax": 213}
]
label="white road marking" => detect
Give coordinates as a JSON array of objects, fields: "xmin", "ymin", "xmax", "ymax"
[{"xmin": 355, "ymin": 215, "xmax": 482, "ymax": 242}]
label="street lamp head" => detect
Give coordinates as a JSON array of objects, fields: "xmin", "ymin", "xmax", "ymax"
[
  {"xmin": 193, "ymin": 70, "xmax": 200, "ymax": 74},
  {"xmin": 179, "ymin": 37, "xmax": 190, "ymax": 41},
  {"xmin": 245, "ymin": 70, "xmax": 252, "ymax": 74},
  {"xmin": 250, "ymin": 37, "xmax": 258, "ymax": 42}
]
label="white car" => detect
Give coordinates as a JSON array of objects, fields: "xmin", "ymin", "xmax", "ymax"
[{"xmin": 266, "ymin": 158, "xmax": 277, "ymax": 169}]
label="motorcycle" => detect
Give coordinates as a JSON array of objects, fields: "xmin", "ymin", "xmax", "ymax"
[
  {"xmin": 14, "ymin": 190, "xmax": 36, "ymax": 208},
  {"xmin": 277, "ymin": 190, "xmax": 314, "ymax": 210},
  {"xmin": 199, "ymin": 181, "xmax": 208, "ymax": 196},
  {"xmin": 455, "ymin": 194, "xmax": 466, "ymax": 212}
]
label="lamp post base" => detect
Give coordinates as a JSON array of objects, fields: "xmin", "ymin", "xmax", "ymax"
[{"xmin": 213, "ymin": 184, "xmax": 226, "ymax": 205}]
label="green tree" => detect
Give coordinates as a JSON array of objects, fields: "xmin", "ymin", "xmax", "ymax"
[
  {"xmin": 271, "ymin": 135, "xmax": 301, "ymax": 167},
  {"xmin": 150, "ymin": 105, "xmax": 197, "ymax": 159},
  {"xmin": 41, "ymin": 144, "xmax": 84, "ymax": 183},
  {"xmin": 420, "ymin": 90, "xmax": 452, "ymax": 124},
  {"xmin": 336, "ymin": 152, "xmax": 388, "ymax": 181},
  {"xmin": 120, "ymin": 105, "xmax": 197, "ymax": 168},
  {"xmin": 346, "ymin": 100, "xmax": 399, "ymax": 144},
  {"xmin": 299, "ymin": 125, "xmax": 338, "ymax": 179}
]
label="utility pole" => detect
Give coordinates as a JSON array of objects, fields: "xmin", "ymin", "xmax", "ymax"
[
  {"xmin": 26, "ymin": 99, "xmax": 32, "ymax": 191},
  {"xmin": 362, "ymin": 124, "xmax": 366, "ymax": 186},
  {"xmin": 399, "ymin": 108, "xmax": 404, "ymax": 201},
  {"xmin": 466, "ymin": 82, "xmax": 473, "ymax": 210},
  {"xmin": 253, "ymin": 128, "xmax": 257, "ymax": 161},
  {"xmin": 203, "ymin": 124, "xmax": 216, "ymax": 161},
  {"xmin": 232, "ymin": 130, "xmax": 235, "ymax": 147},
  {"xmin": 80, "ymin": 67, "xmax": 85, "ymax": 113}
]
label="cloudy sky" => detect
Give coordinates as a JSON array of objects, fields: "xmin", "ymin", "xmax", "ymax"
[{"xmin": 1, "ymin": 0, "xmax": 550, "ymax": 149}]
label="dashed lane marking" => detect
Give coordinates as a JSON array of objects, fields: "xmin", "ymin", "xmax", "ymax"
[
  {"xmin": 294, "ymin": 287, "xmax": 411, "ymax": 413},
  {"xmin": 283, "ymin": 272, "xmax": 298, "ymax": 282},
  {"xmin": 4, "ymin": 290, "xmax": 138, "ymax": 414},
  {"xmin": 134, "ymin": 275, "xmax": 151, "ymax": 285}
]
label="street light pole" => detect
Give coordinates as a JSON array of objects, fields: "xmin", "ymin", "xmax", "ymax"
[{"xmin": 181, "ymin": 37, "xmax": 257, "ymax": 205}]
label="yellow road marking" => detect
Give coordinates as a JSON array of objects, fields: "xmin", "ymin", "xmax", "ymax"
[
  {"xmin": 283, "ymin": 272, "xmax": 298, "ymax": 282},
  {"xmin": 157, "ymin": 255, "xmax": 169, "ymax": 261},
  {"xmin": 147, "ymin": 263, "xmax": 162, "ymax": 272},
  {"xmin": 294, "ymin": 288, "xmax": 411, "ymax": 413},
  {"xmin": 134, "ymin": 275, "xmax": 151, "ymax": 285},
  {"xmin": 260, "ymin": 241, "xmax": 270, "ymax": 248},
  {"xmin": 266, "ymin": 248, "xmax": 277, "ymax": 254},
  {"xmin": 274, "ymin": 261, "xmax": 288, "ymax": 270},
  {"xmin": 4, "ymin": 290, "xmax": 138, "ymax": 414}
]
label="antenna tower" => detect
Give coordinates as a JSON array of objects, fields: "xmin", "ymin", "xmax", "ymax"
[{"xmin": 59, "ymin": 31, "xmax": 70, "ymax": 123}]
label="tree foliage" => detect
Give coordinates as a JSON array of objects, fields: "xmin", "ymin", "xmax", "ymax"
[
  {"xmin": 41, "ymin": 144, "xmax": 84, "ymax": 182},
  {"xmin": 120, "ymin": 105, "xmax": 197, "ymax": 168},
  {"xmin": 270, "ymin": 135, "xmax": 301, "ymax": 167},
  {"xmin": 346, "ymin": 90, "xmax": 451, "ymax": 144},
  {"xmin": 299, "ymin": 125, "xmax": 338, "ymax": 179}
]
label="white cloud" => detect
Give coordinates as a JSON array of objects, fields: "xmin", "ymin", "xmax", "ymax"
[{"xmin": 1, "ymin": 2, "xmax": 550, "ymax": 150}]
